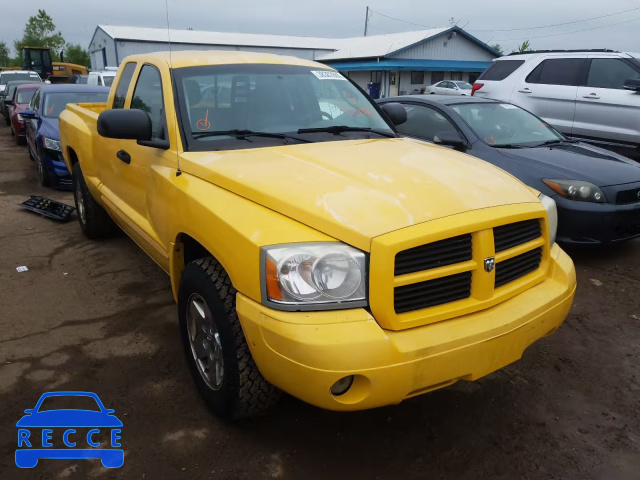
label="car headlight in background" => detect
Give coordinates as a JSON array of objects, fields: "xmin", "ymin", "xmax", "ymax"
[
  {"xmin": 262, "ymin": 243, "xmax": 367, "ymax": 309},
  {"xmin": 539, "ymin": 193, "xmax": 558, "ymax": 245},
  {"xmin": 17, "ymin": 114, "xmax": 24, "ymax": 122},
  {"xmin": 43, "ymin": 137, "xmax": 61, "ymax": 151},
  {"xmin": 543, "ymin": 179, "xmax": 606, "ymax": 203}
]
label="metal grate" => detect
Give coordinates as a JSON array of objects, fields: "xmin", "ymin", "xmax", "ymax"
[
  {"xmin": 495, "ymin": 248, "xmax": 542, "ymax": 288},
  {"xmin": 395, "ymin": 234, "xmax": 472, "ymax": 276},
  {"xmin": 394, "ymin": 272, "xmax": 472, "ymax": 314},
  {"xmin": 616, "ymin": 188, "xmax": 640, "ymax": 205},
  {"xmin": 494, "ymin": 220, "xmax": 541, "ymax": 252}
]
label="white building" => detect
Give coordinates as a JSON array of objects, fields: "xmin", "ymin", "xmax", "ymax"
[
  {"xmin": 318, "ymin": 27, "xmax": 500, "ymax": 97},
  {"xmin": 88, "ymin": 25, "xmax": 499, "ymax": 97}
]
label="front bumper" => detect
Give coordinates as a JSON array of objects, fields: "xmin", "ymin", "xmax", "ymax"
[
  {"xmin": 237, "ymin": 243, "xmax": 576, "ymax": 411},
  {"xmin": 43, "ymin": 149, "xmax": 73, "ymax": 190},
  {"xmin": 555, "ymin": 195, "xmax": 640, "ymax": 244}
]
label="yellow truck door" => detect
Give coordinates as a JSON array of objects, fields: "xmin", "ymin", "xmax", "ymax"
[{"xmin": 98, "ymin": 63, "xmax": 176, "ymax": 269}]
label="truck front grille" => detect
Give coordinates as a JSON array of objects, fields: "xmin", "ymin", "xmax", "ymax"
[
  {"xmin": 395, "ymin": 272, "xmax": 472, "ymax": 313},
  {"xmin": 495, "ymin": 248, "xmax": 542, "ymax": 288},
  {"xmin": 494, "ymin": 219, "xmax": 541, "ymax": 252},
  {"xmin": 394, "ymin": 234, "xmax": 472, "ymax": 275},
  {"xmin": 390, "ymin": 218, "xmax": 545, "ymax": 317}
]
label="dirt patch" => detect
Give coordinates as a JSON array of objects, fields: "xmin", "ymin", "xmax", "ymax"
[{"xmin": 0, "ymin": 125, "xmax": 638, "ymax": 479}]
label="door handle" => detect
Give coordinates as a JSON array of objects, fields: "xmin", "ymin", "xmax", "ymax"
[
  {"xmin": 117, "ymin": 150, "xmax": 131, "ymax": 164},
  {"xmin": 582, "ymin": 93, "xmax": 600, "ymax": 99},
  {"xmin": 518, "ymin": 87, "xmax": 532, "ymax": 94}
]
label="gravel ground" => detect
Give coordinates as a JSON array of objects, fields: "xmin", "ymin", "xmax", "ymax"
[{"xmin": 0, "ymin": 124, "xmax": 639, "ymax": 480}]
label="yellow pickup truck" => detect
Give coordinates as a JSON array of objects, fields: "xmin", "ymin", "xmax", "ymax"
[{"xmin": 59, "ymin": 51, "xmax": 576, "ymax": 419}]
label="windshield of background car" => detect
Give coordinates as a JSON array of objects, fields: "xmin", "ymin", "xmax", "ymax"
[
  {"xmin": 451, "ymin": 102, "xmax": 563, "ymax": 147},
  {"xmin": 42, "ymin": 91, "xmax": 109, "ymax": 118},
  {"xmin": 17, "ymin": 87, "xmax": 39, "ymax": 104},
  {"xmin": 174, "ymin": 64, "xmax": 393, "ymax": 150},
  {"xmin": 454, "ymin": 82, "xmax": 472, "ymax": 90},
  {"xmin": 103, "ymin": 75, "xmax": 115, "ymax": 87},
  {"xmin": 1, "ymin": 72, "xmax": 41, "ymax": 84},
  {"xmin": 38, "ymin": 395, "xmax": 102, "ymax": 412}
]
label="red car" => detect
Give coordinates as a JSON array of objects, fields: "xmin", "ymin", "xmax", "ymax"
[{"xmin": 9, "ymin": 83, "xmax": 41, "ymax": 145}]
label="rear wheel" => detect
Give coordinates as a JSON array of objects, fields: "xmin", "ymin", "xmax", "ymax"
[
  {"xmin": 179, "ymin": 257, "xmax": 280, "ymax": 419},
  {"xmin": 72, "ymin": 163, "xmax": 116, "ymax": 239}
]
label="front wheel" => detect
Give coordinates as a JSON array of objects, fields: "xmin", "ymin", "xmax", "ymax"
[
  {"xmin": 179, "ymin": 258, "xmax": 280, "ymax": 419},
  {"xmin": 36, "ymin": 153, "xmax": 52, "ymax": 187},
  {"xmin": 72, "ymin": 163, "xmax": 116, "ymax": 239}
]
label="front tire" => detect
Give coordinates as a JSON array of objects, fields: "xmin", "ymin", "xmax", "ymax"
[
  {"xmin": 179, "ymin": 257, "xmax": 280, "ymax": 419},
  {"xmin": 72, "ymin": 163, "xmax": 116, "ymax": 239},
  {"xmin": 36, "ymin": 153, "xmax": 52, "ymax": 187}
]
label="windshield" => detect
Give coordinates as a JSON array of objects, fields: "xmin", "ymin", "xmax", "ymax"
[
  {"xmin": 175, "ymin": 64, "xmax": 393, "ymax": 150},
  {"xmin": 76, "ymin": 76, "xmax": 88, "ymax": 84},
  {"xmin": 0, "ymin": 72, "xmax": 41, "ymax": 85},
  {"xmin": 38, "ymin": 395, "xmax": 101, "ymax": 412},
  {"xmin": 42, "ymin": 91, "xmax": 109, "ymax": 118},
  {"xmin": 17, "ymin": 87, "xmax": 39, "ymax": 104},
  {"xmin": 454, "ymin": 81, "xmax": 472, "ymax": 90},
  {"xmin": 103, "ymin": 75, "xmax": 115, "ymax": 87},
  {"xmin": 451, "ymin": 102, "xmax": 563, "ymax": 147}
]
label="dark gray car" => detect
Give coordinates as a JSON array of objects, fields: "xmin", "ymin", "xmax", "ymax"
[{"xmin": 378, "ymin": 95, "xmax": 640, "ymax": 245}]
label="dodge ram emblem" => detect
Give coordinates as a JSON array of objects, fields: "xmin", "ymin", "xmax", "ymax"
[{"xmin": 484, "ymin": 257, "xmax": 495, "ymax": 273}]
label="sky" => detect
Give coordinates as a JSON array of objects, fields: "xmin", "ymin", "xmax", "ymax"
[{"xmin": 2, "ymin": 0, "xmax": 640, "ymax": 55}]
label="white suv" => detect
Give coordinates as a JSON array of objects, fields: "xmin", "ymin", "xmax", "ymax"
[{"xmin": 472, "ymin": 50, "xmax": 640, "ymax": 153}]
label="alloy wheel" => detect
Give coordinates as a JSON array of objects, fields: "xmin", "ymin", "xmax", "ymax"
[{"xmin": 186, "ymin": 293, "xmax": 224, "ymax": 390}]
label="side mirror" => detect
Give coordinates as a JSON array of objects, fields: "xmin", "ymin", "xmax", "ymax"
[
  {"xmin": 98, "ymin": 109, "xmax": 152, "ymax": 141},
  {"xmin": 4, "ymin": 99, "xmax": 13, "ymax": 106},
  {"xmin": 623, "ymin": 78, "xmax": 640, "ymax": 92},
  {"xmin": 434, "ymin": 131, "xmax": 466, "ymax": 150},
  {"xmin": 380, "ymin": 102, "xmax": 407, "ymax": 126},
  {"xmin": 21, "ymin": 110, "xmax": 36, "ymax": 119}
]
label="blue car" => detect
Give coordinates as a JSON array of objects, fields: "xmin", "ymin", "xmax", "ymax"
[
  {"xmin": 22, "ymin": 85, "xmax": 109, "ymax": 190},
  {"xmin": 15, "ymin": 391, "xmax": 123, "ymax": 468}
]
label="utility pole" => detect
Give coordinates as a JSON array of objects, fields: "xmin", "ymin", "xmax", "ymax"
[{"xmin": 364, "ymin": 6, "xmax": 370, "ymax": 36}]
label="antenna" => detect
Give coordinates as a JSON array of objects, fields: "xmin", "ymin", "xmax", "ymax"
[{"xmin": 165, "ymin": 0, "xmax": 182, "ymax": 176}]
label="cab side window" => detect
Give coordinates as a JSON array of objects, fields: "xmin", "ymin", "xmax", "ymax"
[
  {"xmin": 587, "ymin": 58, "xmax": 640, "ymax": 90},
  {"xmin": 130, "ymin": 65, "xmax": 166, "ymax": 140},
  {"xmin": 396, "ymin": 104, "xmax": 458, "ymax": 141},
  {"xmin": 112, "ymin": 63, "xmax": 137, "ymax": 109}
]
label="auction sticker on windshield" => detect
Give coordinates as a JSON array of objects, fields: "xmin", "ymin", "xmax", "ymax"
[
  {"xmin": 15, "ymin": 391, "xmax": 124, "ymax": 469},
  {"xmin": 311, "ymin": 70, "xmax": 347, "ymax": 81}
]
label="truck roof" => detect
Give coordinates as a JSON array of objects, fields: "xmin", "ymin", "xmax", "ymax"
[{"xmin": 120, "ymin": 50, "xmax": 331, "ymax": 70}]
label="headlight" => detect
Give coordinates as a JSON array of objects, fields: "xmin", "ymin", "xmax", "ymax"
[
  {"xmin": 17, "ymin": 114, "xmax": 24, "ymax": 121},
  {"xmin": 43, "ymin": 137, "xmax": 61, "ymax": 151},
  {"xmin": 262, "ymin": 243, "xmax": 367, "ymax": 309},
  {"xmin": 539, "ymin": 193, "xmax": 558, "ymax": 245},
  {"xmin": 543, "ymin": 179, "xmax": 606, "ymax": 203}
]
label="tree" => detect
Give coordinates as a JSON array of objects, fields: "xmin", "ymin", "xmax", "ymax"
[
  {"xmin": 63, "ymin": 43, "xmax": 90, "ymax": 68},
  {"xmin": 0, "ymin": 41, "xmax": 9, "ymax": 66},
  {"xmin": 517, "ymin": 40, "xmax": 531, "ymax": 53},
  {"xmin": 13, "ymin": 10, "xmax": 65, "ymax": 61},
  {"xmin": 491, "ymin": 43, "xmax": 504, "ymax": 55}
]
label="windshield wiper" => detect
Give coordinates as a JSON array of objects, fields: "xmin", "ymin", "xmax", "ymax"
[
  {"xmin": 535, "ymin": 139, "xmax": 579, "ymax": 147},
  {"xmin": 192, "ymin": 129, "xmax": 311, "ymax": 143},
  {"xmin": 297, "ymin": 125, "xmax": 396, "ymax": 138},
  {"xmin": 497, "ymin": 144, "xmax": 528, "ymax": 149}
]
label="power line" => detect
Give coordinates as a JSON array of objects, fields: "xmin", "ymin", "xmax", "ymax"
[
  {"xmin": 471, "ymin": 5, "xmax": 640, "ymax": 32},
  {"xmin": 495, "ymin": 15, "xmax": 640, "ymax": 42},
  {"xmin": 368, "ymin": 8, "xmax": 436, "ymax": 29},
  {"xmin": 368, "ymin": 5, "xmax": 640, "ymax": 34}
]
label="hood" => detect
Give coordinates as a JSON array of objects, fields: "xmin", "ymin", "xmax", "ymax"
[
  {"xmin": 497, "ymin": 142, "xmax": 640, "ymax": 188},
  {"xmin": 180, "ymin": 138, "xmax": 539, "ymax": 251},
  {"xmin": 39, "ymin": 117, "xmax": 59, "ymax": 140}
]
